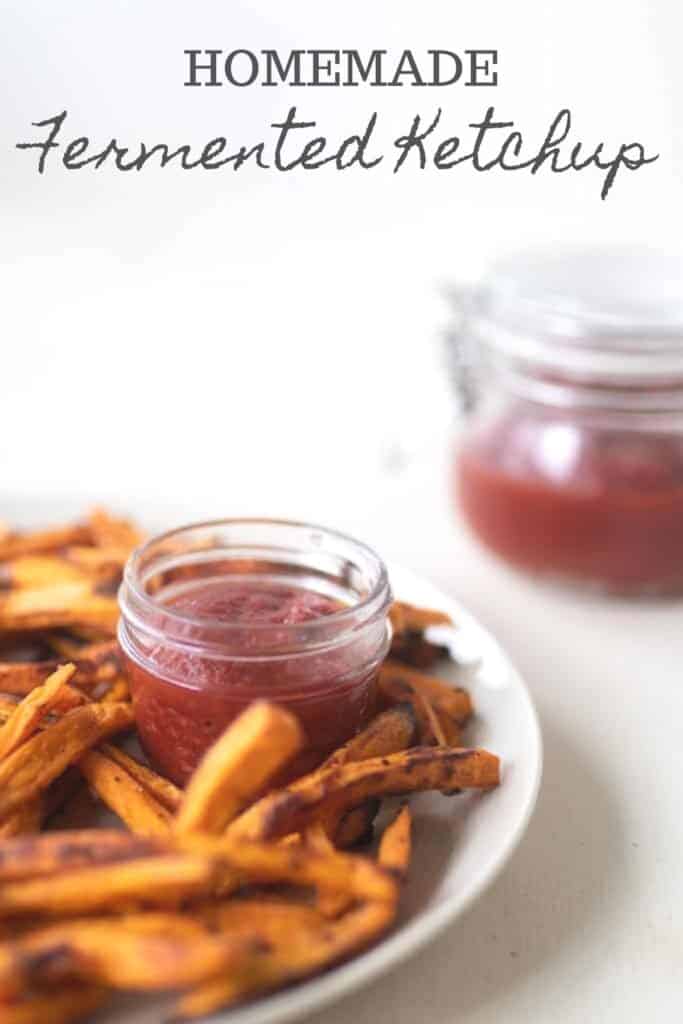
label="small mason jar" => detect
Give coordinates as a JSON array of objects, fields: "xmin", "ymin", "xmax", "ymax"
[
  {"xmin": 118, "ymin": 518, "xmax": 392, "ymax": 784},
  {"xmin": 448, "ymin": 247, "xmax": 683, "ymax": 595}
]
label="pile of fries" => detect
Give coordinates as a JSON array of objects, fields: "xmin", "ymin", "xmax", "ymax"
[{"xmin": 0, "ymin": 512, "xmax": 500, "ymax": 1023}]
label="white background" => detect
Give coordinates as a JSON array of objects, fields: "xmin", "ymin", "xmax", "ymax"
[
  {"xmin": 1, "ymin": 0, "xmax": 681, "ymax": 515},
  {"xmin": 1, "ymin": 4, "xmax": 682, "ymax": 1023}
]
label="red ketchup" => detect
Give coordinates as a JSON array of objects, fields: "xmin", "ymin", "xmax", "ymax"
[
  {"xmin": 457, "ymin": 406, "xmax": 683, "ymax": 594},
  {"xmin": 123, "ymin": 577, "xmax": 382, "ymax": 785}
]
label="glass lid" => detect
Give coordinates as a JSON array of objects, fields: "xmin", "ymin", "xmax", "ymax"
[{"xmin": 466, "ymin": 246, "xmax": 683, "ymax": 381}]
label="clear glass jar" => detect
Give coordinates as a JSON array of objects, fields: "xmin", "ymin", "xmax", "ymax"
[
  {"xmin": 118, "ymin": 518, "xmax": 392, "ymax": 783},
  {"xmin": 448, "ymin": 247, "xmax": 683, "ymax": 595}
]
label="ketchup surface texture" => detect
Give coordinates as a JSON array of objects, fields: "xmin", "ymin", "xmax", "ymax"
[
  {"xmin": 126, "ymin": 578, "xmax": 379, "ymax": 785},
  {"xmin": 457, "ymin": 408, "xmax": 683, "ymax": 593},
  {"xmin": 168, "ymin": 580, "xmax": 342, "ymax": 627}
]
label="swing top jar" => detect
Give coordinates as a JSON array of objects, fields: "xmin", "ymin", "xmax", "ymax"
[{"xmin": 451, "ymin": 247, "xmax": 683, "ymax": 595}]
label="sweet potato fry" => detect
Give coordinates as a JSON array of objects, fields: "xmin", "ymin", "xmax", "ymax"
[
  {"xmin": 434, "ymin": 706, "xmax": 462, "ymax": 747},
  {"xmin": 303, "ymin": 823, "xmax": 354, "ymax": 918},
  {"xmin": 0, "ymin": 829, "xmax": 159, "ymax": 884},
  {"xmin": 389, "ymin": 601, "xmax": 453, "ymax": 636},
  {"xmin": 317, "ymin": 706, "xmax": 415, "ymax": 846},
  {"xmin": 379, "ymin": 661, "xmax": 473, "ymax": 724},
  {"xmin": 378, "ymin": 805, "xmax": 412, "ymax": 878},
  {"xmin": 0, "ymin": 914, "xmax": 248, "ymax": 995},
  {"xmin": 305, "ymin": 822, "xmax": 336, "ymax": 855},
  {"xmin": 228, "ymin": 746, "xmax": 499, "ymax": 841},
  {"xmin": 0, "ymin": 524, "xmax": 91, "ymax": 562},
  {"xmin": 389, "ymin": 598, "xmax": 454, "ymax": 671},
  {"xmin": 0, "ymin": 797, "xmax": 43, "ymax": 839},
  {"xmin": 0, "ymin": 984, "xmax": 107, "ymax": 1024},
  {"xmin": 177, "ymin": 834, "xmax": 397, "ymax": 903},
  {"xmin": 80, "ymin": 749, "xmax": 173, "ymax": 837},
  {"xmin": 0, "ymin": 555, "xmax": 91, "ymax": 590},
  {"xmin": 412, "ymin": 691, "xmax": 447, "ymax": 746},
  {"xmin": 99, "ymin": 676, "xmax": 129, "ymax": 702},
  {"xmin": 74, "ymin": 639, "xmax": 120, "ymax": 678},
  {"xmin": 0, "ymin": 579, "xmax": 120, "ymax": 634},
  {"xmin": 0, "ymin": 702, "xmax": 134, "ymax": 818},
  {"xmin": 198, "ymin": 898, "xmax": 325, "ymax": 935},
  {"xmin": 100, "ymin": 743, "xmax": 182, "ymax": 812},
  {"xmin": 174, "ymin": 702, "xmax": 304, "ymax": 835},
  {"xmin": 0, "ymin": 639, "xmax": 118, "ymax": 696},
  {"xmin": 41, "ymin": 631, "xmax": 92, "ymax": 659},
  {"xmin": 0, "ymin": 664, "xmax": 82, "ymax": 760},
  {"xmin": 324, "ymin": 704, "xmax": 417, "ymax": 767},
  {"xmin": 173, "ymin": 898, "xmax": 353, "ymax": 1014},
  {"xmin": 333, "ymin": 799, "xmax": 381, "ymax": 848},
  {"xmin": 0, "ymin": 696, "xmax": 18, "ymax": 718},
  {"xmin": 39, "ymin": 632, "xmax": 83, "ymax": 659},
  {"xmin": 0, "ymin": 661, "xmax": 69, "ymax": 697},
  {"xmin": 63, "ymin": 624, "xmax": 117, "ymax": 644},
  {"xmin": 64, "ymin": 544, "xmax": 131, "ymax": 572},
  {"xmin": 389, "ymin": 601, "xmax": 453, "ymax": 668},
  {"xmin": 0, "ymin": 856, "xmax": 216, "ymax": 918},
  {"xmin": 0, "ymin": 556, "xmax": 119, "ymax": 599},
  {"xmin": 87, "ymin": 507, "xmax": 143, "ymax": 551},
  {"xmin": 176, "ymin": 899, "xmax": 397, "ymax": 1017},
  {"xmin": 390, "ymin": 631, "xmax": 448, "ymax": 668}
]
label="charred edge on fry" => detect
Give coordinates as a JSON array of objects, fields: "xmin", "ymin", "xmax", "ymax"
[
  {"xmin": 92, "ymin": 576, "xmax": 123, "ymax": 598},
  {"xmin": 21, "ymin": 942, "xmax": 75, "ymax": 984}
]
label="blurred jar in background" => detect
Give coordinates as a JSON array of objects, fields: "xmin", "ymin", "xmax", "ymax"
[{"xmin": 448, "ymin": 247, "xmax": 683, "ymax": 595}]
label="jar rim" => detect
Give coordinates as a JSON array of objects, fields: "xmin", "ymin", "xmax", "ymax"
[{"xmin": 120, "ymin": 516, "xmax": 392, "ymax": 642}]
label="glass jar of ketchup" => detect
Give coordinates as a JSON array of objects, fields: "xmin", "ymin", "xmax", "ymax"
[
  {"xmin": 118, "ymin": 519, "xmax": 392, "ymax": 784},
  {"xmin": 449, "ymin": 247, "xmax": 683, "ymax": 595}
]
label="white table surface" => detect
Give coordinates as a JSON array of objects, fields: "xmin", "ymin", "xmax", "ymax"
[
  {"xmin": 295, "ymin": 447, "xmax": 683, "ymax": 1024},
  {"xmin": 4, "ymin": 438, "xmax": 681, "ymax": 1023}
]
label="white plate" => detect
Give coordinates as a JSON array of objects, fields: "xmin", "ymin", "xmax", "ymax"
[{"xmin": 2, "ymin": 501, "xmax": 542, "ymax": 1024}]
